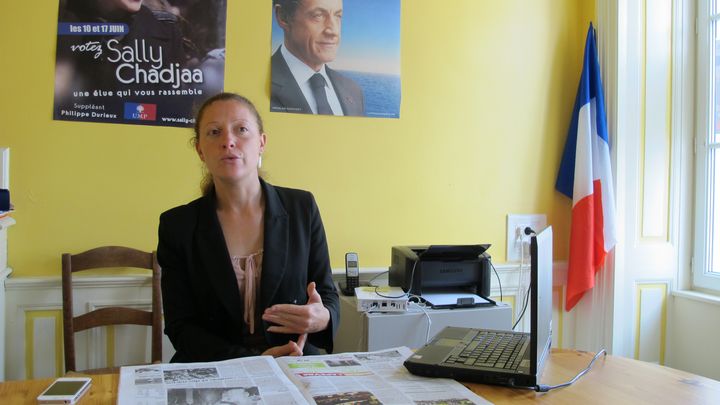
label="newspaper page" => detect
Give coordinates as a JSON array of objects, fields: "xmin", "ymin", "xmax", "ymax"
[
  {"xmin": 117, "ymin": 355, "xmax": 307, "ymax": 405},
  {"xmin": 277, "ymin": 347, "xmax": 492, "ymax": 405}
]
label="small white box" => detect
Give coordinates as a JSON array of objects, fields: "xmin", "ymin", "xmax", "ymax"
[{"xmin": 355, "ymin": 286, "xmax": 408, "ymax": 312}]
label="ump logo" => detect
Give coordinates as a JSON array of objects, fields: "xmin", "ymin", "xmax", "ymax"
[{"xmin": 124, "ymin": 103, "xmax": 157, "ymax": 121}]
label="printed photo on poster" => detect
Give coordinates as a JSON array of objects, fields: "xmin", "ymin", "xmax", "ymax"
[
  {"xmin": 270, "ymin": 0, "xmax": 401, "ymax": 119},
  {"xmin": 53, "ymin": 0, "xmax": 227, "ymax": 127}
]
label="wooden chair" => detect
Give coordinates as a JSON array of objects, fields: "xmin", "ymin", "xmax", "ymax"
[{"xmin": 62, "ymin": 246, "xmax": 162, "ymax": 373}]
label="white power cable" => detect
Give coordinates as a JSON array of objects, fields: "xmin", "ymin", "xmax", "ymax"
[{"xmin": 408, "ymin": 298, "xmax": 433, "ymax": 343}]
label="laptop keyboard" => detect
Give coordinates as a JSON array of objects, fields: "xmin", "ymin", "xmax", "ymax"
[{"xmin": 441, "ymin": 331, "xmax": 528, "ymax": 370}]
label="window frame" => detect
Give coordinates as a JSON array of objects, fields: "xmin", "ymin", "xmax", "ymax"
[{"xmin": 693, "ymin": 0, "xmax": 720, "ymax": 291}]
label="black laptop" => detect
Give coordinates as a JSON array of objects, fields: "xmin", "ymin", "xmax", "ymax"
[{"xmin": 404, "ymin": 227, "xmax": 553, "ymax": 389}]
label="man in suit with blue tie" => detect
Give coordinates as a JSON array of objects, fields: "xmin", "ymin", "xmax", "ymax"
[{"xmin": 271, "ymin": 0, "xmax": 365, "ymax": 116}]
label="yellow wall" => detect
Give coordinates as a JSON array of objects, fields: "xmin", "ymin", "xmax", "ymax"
[{"xmin": 0, "ymin": 1, "xmax": 594, "ymax": 276}]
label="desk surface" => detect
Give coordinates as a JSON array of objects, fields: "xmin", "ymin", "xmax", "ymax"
[
  {"xmin": 0, "ymin": 350, "xmax": 718, "ymax": 404},
  {"xmin": 0, "ymin": 373, "xmax": 118, "ymax": 404},
  {"xmin": 467, "ymin": 349, "xmax": 720, "ymax": 404}
]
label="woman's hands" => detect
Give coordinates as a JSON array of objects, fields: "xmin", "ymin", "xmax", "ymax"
[
  {"xmin": 262, "ymin": 282, "xmax": 330, "ymax": 335},
  {"xmin": 262, "ymin": 333, "xmax": 307, "ymax": 357},
  {"xmin": 259, "ymin": 282, "xmax": 330, "ymax": 357}
]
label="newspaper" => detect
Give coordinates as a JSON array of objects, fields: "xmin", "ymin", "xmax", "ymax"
[
  {"xmin": 117, "ymin": 355, "xmax": 307, "ymax": 405},
  {"xmin": 118, "ymin": 347, "xmax": 491, "ymax": 404},
  {"xmin": 277, "ymin": 347, "xmax": 491, "ymax": 405}
]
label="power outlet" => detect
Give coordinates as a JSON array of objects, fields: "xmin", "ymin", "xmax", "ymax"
[{"xmin": 506, "ymin": 214, "xmax": 547, "ymax": 262}]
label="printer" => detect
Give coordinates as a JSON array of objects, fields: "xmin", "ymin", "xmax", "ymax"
[{"xmin": 389, "ymin": 244, "xmax": 492, "ymax": 298}]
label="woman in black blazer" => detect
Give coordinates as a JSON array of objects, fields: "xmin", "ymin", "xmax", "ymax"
[{"xmin": 158, "ymin": 93, "xmax": 339, "ymax": 362}]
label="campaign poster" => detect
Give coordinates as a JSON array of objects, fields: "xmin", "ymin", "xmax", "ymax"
[
  {"xmin": 270, "ymin": 0, "xmax": 401, "ymax": 118},
  {"xmin": 53, "ymin": 0, "xmax": 227, "ymax": 127}
]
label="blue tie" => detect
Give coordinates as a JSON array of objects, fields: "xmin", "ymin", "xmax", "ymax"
[{"xmin": 309, "ymin": 73, "xmax": 333, "ymax": 115}]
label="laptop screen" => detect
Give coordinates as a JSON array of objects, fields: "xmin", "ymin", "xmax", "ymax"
[{"xmin": 530, "ymin": 227, "xmax": 553, "ymax": 375}]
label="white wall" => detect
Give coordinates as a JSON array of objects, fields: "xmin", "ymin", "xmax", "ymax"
[
  {"xmin": 0, "ymin": 217, "xmax": 15, "ymax": 381},
  {"xmin": 666, "ymin": 294, "xmax": 720, "ymax": 381},
  {"xmin": 4, "ymin": 275, "xmax": 175, "ymax": 380}
]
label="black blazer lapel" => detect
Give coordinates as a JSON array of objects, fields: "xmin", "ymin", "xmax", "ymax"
[
  {"xmin": 260, "ymin": 179, "xmax": 289, "ymax": 310},
  {"xmin": 271, "ymin": 48, "xmax": 313, "ymax": 114},
  {"xmin": 195, "ymin": 194, "xmax": 245, "ymax": 324}
]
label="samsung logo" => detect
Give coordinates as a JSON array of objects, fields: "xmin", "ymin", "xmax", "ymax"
[{"xmin": 440, "ymin": 268, "xmax": 463, "ymax": 273}]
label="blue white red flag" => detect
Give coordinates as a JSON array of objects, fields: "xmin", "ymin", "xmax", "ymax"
[{"xmin": 556, "ymin": 23, "xmax": 617, "ymax": 311}]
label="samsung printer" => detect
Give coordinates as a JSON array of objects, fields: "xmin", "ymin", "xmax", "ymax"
[{"xmin": 389, "ymin": 245, "xmax": 492, "ymax": 298}]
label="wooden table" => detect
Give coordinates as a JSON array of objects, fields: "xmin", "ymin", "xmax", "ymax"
[
  {"xmin": 466, "ymin": 349, "xmax": 720, "ymax": 404},
  {"xmin": 0, "ymin": 349, "xmax": 718, "ymax": 404},
  {"xmin": 0, "ymin": 373, "xmax": 118, "ymax": 404}
]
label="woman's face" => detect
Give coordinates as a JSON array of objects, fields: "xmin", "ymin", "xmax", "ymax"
[{"xmin": 195, "ymin": 100, "xmax": 266, "ymax": 186}]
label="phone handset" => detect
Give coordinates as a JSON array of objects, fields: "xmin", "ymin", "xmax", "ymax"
[{"xmin": 342, "ymin": 252, "xmax": 360, "ymax": 296}]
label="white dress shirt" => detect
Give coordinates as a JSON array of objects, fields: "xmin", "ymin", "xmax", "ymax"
[{"xmin": 280, "ymin": 44, "xmax": 344, "ymax": 115}]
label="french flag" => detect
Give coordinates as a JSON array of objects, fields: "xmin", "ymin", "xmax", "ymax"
[{"xmin": 556, "ymin": 23, "xmax": 617, "ymax": 311}]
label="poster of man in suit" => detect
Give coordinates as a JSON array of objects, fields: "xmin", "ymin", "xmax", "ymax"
[
  {"xmin": 271, "ymin": 0, "xmax": 401, "ymax": 119},
  {"xmin": 53, "ymin": 0, "xmax": 227, "ymax": 127}
]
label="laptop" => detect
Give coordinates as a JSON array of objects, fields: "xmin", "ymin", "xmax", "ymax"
[{"xmin": 404, "ymin": 227, "xmax": 553, "ymax": 389}]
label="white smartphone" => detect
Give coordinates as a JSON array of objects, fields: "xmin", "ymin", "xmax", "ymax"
[{"xmin": 37, "ymin": 377, "xmax": 92, "ymax": 404}]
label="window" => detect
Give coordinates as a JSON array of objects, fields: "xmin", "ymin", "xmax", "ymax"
[{"xmin": 694, "ymin": 0, "xmax": 720, "ymax": 291}]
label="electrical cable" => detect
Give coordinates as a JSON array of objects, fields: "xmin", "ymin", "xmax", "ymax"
[
  {"xmin": 513, "ymin": 240, "xmax": 531, "ymax": 330},
  {"xmin": 512, "ymin": 286, "xmax": 531, "ymax": 330},
  {"xmin": 408, "ymin": 297, "xmax": 433, "ymax": 343},
  {"xmin": 367, "ymin": 270, "xmax": 388, "ymax": 286},
  {"xmin": 374, "ymin": 259, "xmax": 418, "ymax": 299},
  {"xmin": 533, "ymin": 349, "xmax": 607, "ymax": 392},
  {"xmin": 374, "ymin": 286, "xmax": 410, "ymax": 299},
  {"xmin": 489, "ymin": 259, "xmax": 503, "ymax": 302}
]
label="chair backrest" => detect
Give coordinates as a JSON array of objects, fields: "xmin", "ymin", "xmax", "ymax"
[{"xmin": 62, "ymin": 246, "xmax": 162, "ymax": 372}]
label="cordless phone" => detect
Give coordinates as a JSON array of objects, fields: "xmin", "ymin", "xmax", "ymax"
[{"xmin": 342, "ymin": 252, "xmax": 360, "ymax": 296}]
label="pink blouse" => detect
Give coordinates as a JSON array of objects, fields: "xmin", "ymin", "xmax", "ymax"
[{"xmin": 230, "ymin": 251, "xmax": 263, "ymax": 334}]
